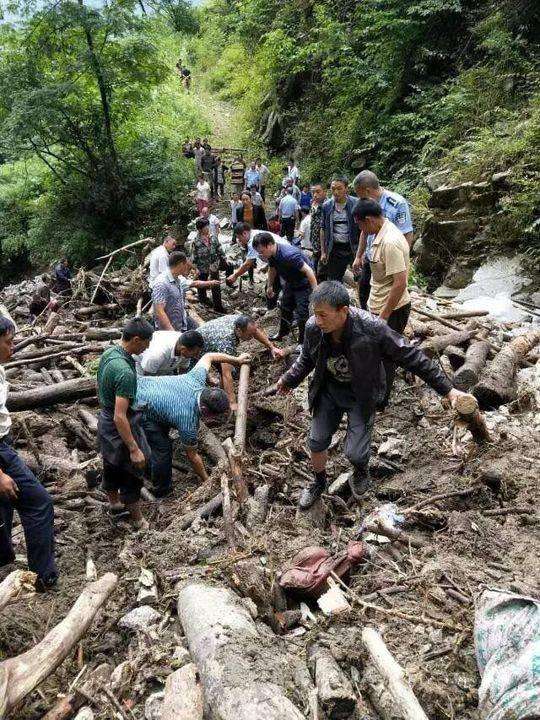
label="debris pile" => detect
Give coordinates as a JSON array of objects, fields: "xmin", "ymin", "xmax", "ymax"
[{"xmin": 0, "ymin": 242, "xmax": 538, "ymax": 720}]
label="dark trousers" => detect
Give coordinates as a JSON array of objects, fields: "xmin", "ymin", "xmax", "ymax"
[
  {"xmin": 281, "ymin": 217, "xmax": 295, "ymax": 242},
  {"xmin": 326, "ymin": 245, "xmax": 352, "ymax": 283},
  {"xmin": 279, "ymin": 283, "xmax": 311, "ymax": 344},
  {"xmin": 381, "ymin": 302, "xmax": 412, "ymax": 407},
  {"xmin": 197, "ymin": 269, "xmax": 225, "ymax": 311},
  {"xmin": 260, "ymin": 186, "xmax": 266, "ymax": 201},
  {"xmin": 267, "ymin": 273, "xmax": 282, "ymax": 310},
  {"xmin": 142, "ymin": 418, "xmax": 173, "ymax": 493},
  {"xmin": 358, "ymin": 256, "xmax": 371, "ymax": 310},
  {"xmin": 0, "ymin": 436, "xmax": 57, "ymax": 583}
]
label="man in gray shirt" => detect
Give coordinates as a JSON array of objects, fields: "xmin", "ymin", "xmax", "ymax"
[{"xmin": 320, "ymin": 176, "xmax": 359, "ymax": 283}]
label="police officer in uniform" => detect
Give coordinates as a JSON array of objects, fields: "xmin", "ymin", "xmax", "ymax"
[{"xmin": 351, "ymin": 170, "xmax": 413, "ymax": 310}]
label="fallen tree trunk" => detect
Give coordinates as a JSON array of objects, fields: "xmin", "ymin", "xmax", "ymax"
[
  {"xmin": 361, "ymin": 627, "xmax": 428, "ymax": 720},
  {"xmin": 0, "ymin": 573, "xmax": 117, "ymax": 717},
  {"xmin": 308, "ymin": 645, "xmax": 356, "ymax": 719},
  {"xmin": 234, "ymin": 364, "xmax": 250, "ymax": 453},
  {"xmin": 199, "ymin": 422, "xmax": 227, "ymax": 464},
  {"xmin": 179, "ymin": 492, "xmax": 223, "ymax": 530},
  {"xmin": 453, "ymin": 340, "xmax": 490, "ymax": 390},
  {"xmin": 223, "ymin": 436, "xmax": 248, "ymax": 504},
  {"xmin": 474, "ymin": 331, "xmax": 540, "ymax": 408},
  {"xmin": 177, "ymin": 582, "xmax": 305, "ymax": 720},
  {"xmin": 161, "ymin": 663, "xmax": 203, "ymax": 720},
  {"xmin": 74, "ymin": 304, "xmax": 118, "ymax": 318},
  {"xmin": 7, "ymin": 377, "xmax": 97, "ymax": 411},
  {"xmin": 0, "ymin": 570, "xmax": 36, "ymax": 612},
  {"xmin": 420, "ymin": 330, "xmax": 473, "ymax": 359},
  {"xmin": 454, "ymin": 394, "xmax": 491, "ymax": 444}
]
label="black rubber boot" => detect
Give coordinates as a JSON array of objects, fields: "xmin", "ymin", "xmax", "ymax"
[
  {"xmin": 298, "ymin": 474, "xmax": 327, "ymax": 510},
  {"xmin": 349, "ymin": 465, "xmax": 371, "ymax": 501},
  {"xmin": 269, "ymin": 318, "xmax": 290, "ymax": 342}
]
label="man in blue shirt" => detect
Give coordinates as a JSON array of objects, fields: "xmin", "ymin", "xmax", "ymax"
[
  {"xmin": 278, "ymin": 187, "xmax": 300, "ymax": 241},
  {"xmin": 137, "ymin": 351, "xmax": 250, "ymax": 497},
  {"xmin": 252, "ymin": 232, "xmax": 317, "ymax": 343},
  {"xmin": 244, "ymin": 161, "xmax": 260, "ymax": 190},
  {"xmin": 352, "ymin": 170, "xmax": 413, "ymax": 310},
  {"xmin": 320, "ymin": 176, "xmax": 359, "ymax": 283}
]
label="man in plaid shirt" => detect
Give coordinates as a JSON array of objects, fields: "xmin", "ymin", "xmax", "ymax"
[{"xmin": 190, "ymin": 218, "xmax": 229, "ymax": 313}]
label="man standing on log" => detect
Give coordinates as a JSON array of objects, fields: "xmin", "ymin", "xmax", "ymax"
[
  {"xmin": 197, "ymin": 314, "xmax": 284, "ymax": 410},
  {"xmin": 276, "ymin": 282, "xmax": 472, "ymax": 508},
  {"xmin": 97, "ymin": 317, "xmax": 154, "ymax": 530},
  {"xmin": 137, "ymin": 352, "xmax": 251, "ymax": 497},
  {"xmin": 320, "ymin": 176, "xmax": 359, "ymax": 283},
  {"xmin": 252, "ymin": 232, "xmax": 317, "ymax": 344},
  {"xmin": 148, "ymin": 235, "xmax": 177, "ymax": 289},
  {"xmin": 0, "ymin": 318, "xmax": 58, "ymax": 591},
  {"xmin": 152, "ymin": 251, "xmax": 219, "ymax": 331},
  {"xmin": 351, "ymin": 170, "xmax": 413, "ymax": 310},
  {"xmin": 353, "ymin": 199, "xmax": 411, "ymax": 407}
]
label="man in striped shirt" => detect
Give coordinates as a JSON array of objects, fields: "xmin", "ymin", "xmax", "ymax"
[{"xmin": 136, "ymin": 351, "xmax": 250, "ymax": 497}]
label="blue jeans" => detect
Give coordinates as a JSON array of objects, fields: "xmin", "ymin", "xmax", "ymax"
[
  {"xmin": 142, "ymin": 418, "xmax": 173, "ymax": 492},
  {"xmin": 0, "ymin": 436, "xmax": 58, "ymax": 583}
]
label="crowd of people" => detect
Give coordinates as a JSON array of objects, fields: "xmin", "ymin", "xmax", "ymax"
[{"xmin": 0, "ymin": 151, "xmax": 475, "ymax": 592}]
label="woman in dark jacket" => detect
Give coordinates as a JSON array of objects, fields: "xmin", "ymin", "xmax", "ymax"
[{"xmin": 236, "ymin": 191, "xmax": 268, "ymax": 231}]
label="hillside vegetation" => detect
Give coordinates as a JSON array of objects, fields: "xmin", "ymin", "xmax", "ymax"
[{"xmin": 189, "ymin": 0, "xmax": 539, "ymax": 256}]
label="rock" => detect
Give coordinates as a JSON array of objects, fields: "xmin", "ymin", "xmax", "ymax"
[
  {"xmin": 118, "ymin": 605, "xmax": 162, "ymax": 632},
  {"xmin": 491, "ymin": 170, "xmax": 512, "ymax": 190},
  {"xmin": 144, "ymin": 691, "xmax": 164, "ymax": 720},
  {"xmin": 425, "ymin": 169, "xmax": 451, "ymax": 191},
  {"xmin": 443, "ymin": 262, "xmax": 475, "ymax": 290},
  {"xmin": 172, "ymin": 646, "xmax": 191, "ymax": 669},
  {"xmin": 433, "ymin": 285, "xmax": 460, "ymax": 299},
  {"xmin": 110, "ymin": 660, "xmax": 136, "ymax": 696},
  {"xmin": 328, "ymin": 472, "xmax": 352, "ymax": 496},
  {"xmin": 377, "ymin": 438, "xmax": 403, "ymax": 459},
  {"xmin": 428, "ymin": 181, "xmax": 475, "ymax": 209},
  {"xmin": 317, "ymin": 584, "xmax": 351, "ymax": 617}
]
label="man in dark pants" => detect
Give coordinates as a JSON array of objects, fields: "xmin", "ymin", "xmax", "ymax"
[
  {"xmin": 278, "ymin": 187, "xmax": 300, "ymax": 242},
  {"xmin": 320, "ymin": 176, "xmax": 359, "ymax": 283},
  {"xmin": 252, "ymin": 233, "xmax": 317, "ymax": 344},
  {"xmin": 191, "ymin": 219, "xmax": 229, "ymax": 313},
  {"xmin": 351, "ymin": 170, "xmax": 413, "ymax": 310},
  {"xmin": 276, "ymin": 282, "xmax": 472, "ymax": 508},
  {"xmin": 353, "ymin": 199, "xmax": 412, "ymax": 407},
  {"xmin": 137, "ymin": 351, "xmax": 251, "ymax": 497},
  {"xmin": 0, "ymin": 318, "xmax": 58, "ymax": 591},
  {"xmin": 97, "ymin": 317, "xmax": 154, "ymax": 530}
]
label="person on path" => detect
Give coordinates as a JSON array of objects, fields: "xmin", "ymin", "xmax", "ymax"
[
  {"xmin": 286, "ymin": 159, "xmax": 299, "ymax": 184},
  {"xmin": 353, "ymin": 199, "xmax": 411, "ymax": 407},
  {"xmin": 298, "ymin": 209, "xmax": 311, "ymax": 249},
  {"xmin": 278, "ymin": 187, "xmax": 300, "ymax": 242},
  {"xmin": 276, "ymin": 282, "xmax": 472, "ymax": 509},
  {"xmin": 193, "ymin": 139, "xmax": 204, "ymax": 174},
  {"xmin": 244, "ymin": 161, "xmax": 260, "ymax": 191},
  {"xmin": 190, "ymin": 219, "xmax": 228, "ymax": 313},
  {"xmin": 197, "ymin": 314, "xmax": 283, "ymax": 409},
  {"xmin": 256, "ymin": 158, "xmax": 269, "ymax": 200},
  {"xmin": 230, "ymin": 192, "xmax": 243, "ymax": 226},
  {"xmin": 226, "ymin": 223, "xmax": 286, "ymax": 299},
  {"xmin": 201, "ymin": 150, "xmax": 217, "ymax": 197},
  {"xmin": 135, "ymin": 329, "xmax": 204, "ymax": 376},
  {"xmin": 97, "ymin": 317, "xmax": 154, "ymax": 530},
  {"xmin": 236, "ymin": 190, "xmax": 268, "ymax": 230},
  {"xmin": 352, "ymin": 170, "xmax": 413, "ymax": 310},
  {"xmin": 137, "ymin": 352, "xmax": 251, "ymax": 497},
  {"xmin": 300, "ymin": 184, "xmax": 313, "ymax": 213},
  {"xmin": 0, "ymin": 318, "xmax": 58, "ymax": 591},
  {"xmin": 195, "ymin": 174, "xmax": 211, "ymax": 215},
  {"xmin": 198, "ymin": 206, "xmax": 220, "ymax": 241},
  {"xmin": 148, "ymin": 235, "xmax": 177, "ymax": 288},
  {"xmin": 214, "ymin": 156, "xmax": 228, "ymax": 199},
  {"xmin": 253, "ymin": 232, "xmax": 317, "ymax": 344},
  {"xmin": 230, "ymin": 156, "xmax": 246, "ymax": 195},
  {"xmin": 152, "ymin": 251, "xmax": 219, "ymax": 331},
  {"xmin": 320, "ymin": 176, "xmax": 359, "ymax": 283},
  {"xmin": 249, "ymin": 185, "xmax": 264, "ymax": 208},
  {"xmin": 308, "ymin": 183, "xmax": 326, "ymax": 277}
]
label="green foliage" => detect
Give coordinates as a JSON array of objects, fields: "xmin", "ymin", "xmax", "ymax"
[{"xmin": 0, "ymin": 4, "xmax": 208, "ymax": 283}]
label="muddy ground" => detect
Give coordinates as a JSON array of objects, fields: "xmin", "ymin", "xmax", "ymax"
[{"xmin": 0, "ymin": 270, "xmax": 539, "ymax": 720}]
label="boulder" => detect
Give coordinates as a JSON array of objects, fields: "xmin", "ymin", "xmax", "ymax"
[
  {"xmin": 428, "ymin": 181, "xmax": 475, "ymax": 209},
  {"xmin": 443, "ymin": 262, "xmax": 475, "ymax": 290},
  {"xmin": 118, "ymin": 605, "xmax": 162, "ymax": 632}
]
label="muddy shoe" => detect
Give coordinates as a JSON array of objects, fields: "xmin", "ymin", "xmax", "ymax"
[
  {"xmin": 298, "ymin": 478, "xmax": 326, "ymax": 510},
  {"xmin": 349, "ymin": 467, "xmax": 371, "ymax": 501},
  {"xmin": 130, "ymin": 517, "xmax": 150, "ymax": 532}
]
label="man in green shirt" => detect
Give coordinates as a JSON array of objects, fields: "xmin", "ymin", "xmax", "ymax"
[{"xmin": 97, "ymin": 317, "xmax": 154, "ymax": 530}]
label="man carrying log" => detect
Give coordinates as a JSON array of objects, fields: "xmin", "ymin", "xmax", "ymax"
[
  {"xmin": 197, "ymin": 314, "xmax": 284, "ymax": 410},
  {"xmin": 276, "ymin": 282, "xmax": 473, "ymax": 508},
  {"xmin": 135, "ymin": 330, "xmax": 204, "ymax": 376},
  {"xmin": 97, "ymin": 317, "xmax": 154, "ymax": 530},
  {"xmin": 0, "ymin": 318, "xmax": 58, "ymax": 591},
  {"xmin": 136, "ymin": 352, "xmax": 251, "ymax": 497},
  {"xmin": 252, "ymin": 232, "xmax": 317, "ymax": 344}
]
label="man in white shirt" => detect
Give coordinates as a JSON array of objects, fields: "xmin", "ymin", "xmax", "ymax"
[
  {"xmin": 226, "ymin": 223, "xmax": 287, "ymax": 287},
  {"xmin": 199, "ymin": 206, "xmax": 220, "ymax": 241},
  {"xmin": 0, "ymin": 317, "xmax": 58, "ymax": 591},
  {"xmin": 148, "ymin": 235, "xmax": 177, "ymax": 288},
  {"xmin": 287, "ymin": 159, "xmax": 299, "ymax": 183},
  {"xmin": 135, "ymin": 330, "xmax": 204, "ymax": 376},
  {"xmin": 256, "ymin": 158, "xmax": 270, "ymax": 200}
]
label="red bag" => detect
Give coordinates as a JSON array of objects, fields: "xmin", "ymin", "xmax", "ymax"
[{"xmin": 278, "ymin": 541, "xmax": 367, "ymax": 598}]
